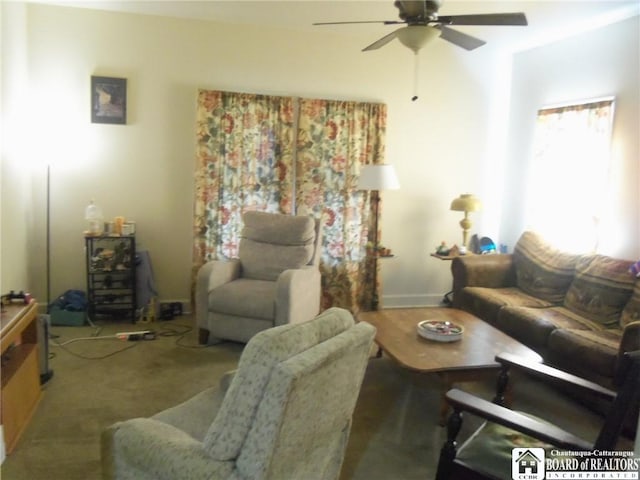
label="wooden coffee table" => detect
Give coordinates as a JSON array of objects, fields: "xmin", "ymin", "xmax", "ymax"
[{"xmin": 358, "ymin": 307, "xmax": 542, "ymax": 425}]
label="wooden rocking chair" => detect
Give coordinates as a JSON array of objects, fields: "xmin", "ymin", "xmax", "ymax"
[{"xmin": 435, "ymin": 350, "xmax": 640, "ymax": 480}]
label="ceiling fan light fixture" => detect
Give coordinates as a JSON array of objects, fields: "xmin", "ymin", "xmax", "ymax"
[{"xmin": 396, "ymin": 25, "xmax": 439, "ymax": 53}]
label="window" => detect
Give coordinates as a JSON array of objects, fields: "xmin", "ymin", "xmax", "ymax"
[{"xmin": 525, "ymin": 98, "xmax": 615, "ymax": 253}]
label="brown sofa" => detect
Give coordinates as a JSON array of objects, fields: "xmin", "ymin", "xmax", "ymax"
[{"xmin": 451, "ymin": 231, "xmax": 640, "ymax": 390}]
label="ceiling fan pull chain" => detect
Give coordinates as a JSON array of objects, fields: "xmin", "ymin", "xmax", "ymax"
[{"xmin": 412, "ymin": 52, "xmax": 419, "ymax": 101}]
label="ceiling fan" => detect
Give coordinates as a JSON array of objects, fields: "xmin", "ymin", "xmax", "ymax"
[
  {"xmin": 314, "ymin": 1, "xmax": 527, "ymax": 101},
  {"xmin": 313, "ymin": 0, "xmax": 527, "ymax": 53}
]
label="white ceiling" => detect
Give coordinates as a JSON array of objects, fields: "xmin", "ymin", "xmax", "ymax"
[{"xmin": 29, "ymin": 0, "xmax": 640, "ymax": 51}]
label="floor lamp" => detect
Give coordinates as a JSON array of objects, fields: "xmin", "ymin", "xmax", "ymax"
[
  {"xmin": 41, "ymin": 164, "xmax": 54, "ymax": 384},
  {"xmin": 46, "ymin": 164, "xmax": 52, "ymax": 314},
  {"xmin": 357, "ymin": 164, "xmax": 400, "ymax": 310}
]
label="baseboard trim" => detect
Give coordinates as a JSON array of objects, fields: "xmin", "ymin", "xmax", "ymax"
[{"xmin": 380, "ymin": 294, "xmax": 447, "ymax": 308}]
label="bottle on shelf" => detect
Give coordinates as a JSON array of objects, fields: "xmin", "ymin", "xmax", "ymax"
[{"xmin": 85, "ymin": 199, "xmax": 104, "ymax": 236}]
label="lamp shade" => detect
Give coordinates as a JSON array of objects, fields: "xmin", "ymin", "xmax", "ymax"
[
  {"xmin": 357, "ymin": 164, "xmax": 400, "ymax": 191},
  {"xmin": 450, "ymin": 194, "xmax": 481, "ymax": 212},
  {"xmin": 396, "ymin": 26, "xmax": 439, "ymax": 53}
]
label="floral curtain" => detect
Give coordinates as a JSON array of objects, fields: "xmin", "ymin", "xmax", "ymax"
[
  {"xmin": 193, "ymin": 90, "xmax": 295, "ymax": 263},
  {"xmin": 192, "ymin": 90, "xmax": 387, "ymax": 313},
  {"xmin": 526, "ymin": 99, "xmax": 614, "ymax": 253},
  {"xmin": 296, "ymin": 99, "xmax": 387, "ymax": 311}
]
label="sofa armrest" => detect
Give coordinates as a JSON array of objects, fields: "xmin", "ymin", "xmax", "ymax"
[
  {"xmin": 195, "ymin": 260, "xmax": 241, "ymax": 330},
  {"xmin": 451, "ymin": 254, "xmax": 516, "ymax": 293},
  {"xmin": 620, "ymin": 321, "xmax": 640, "ymax": 354},
  {"xmin": 102, "ymin": 418, "xmax": 234, "ymax": 480},
  {"xmin": 616, "ymin": 322, "xmax": 640, "ymax": 385},
  {"xmin": 219, "ymin": 369, "xmax": 237, "ymax": 393},
  {"xmin": 275, "ymin": 266, "xmax": 321, "ymax": 326}
]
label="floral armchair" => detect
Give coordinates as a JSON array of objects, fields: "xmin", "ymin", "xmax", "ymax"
[{"xmin": 101, "ymin": 307, "xmax": 376, "ymax": 480}]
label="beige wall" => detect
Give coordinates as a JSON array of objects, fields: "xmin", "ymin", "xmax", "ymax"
[
  {"xmin": 503, "ymin": 15, "xmax": 640, "ymax": 259},
  {"xmin": 1, "ymin": 1, "xmax": 32, "ymax": 296},
  {"xmin": 2, "ymin": 2, "xmax": 639, "ymax": 309}
]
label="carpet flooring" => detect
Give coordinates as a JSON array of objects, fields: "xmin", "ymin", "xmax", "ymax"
[{"xmin": 0, "ymin": 314, "xmax": 628, "ymax": 479}]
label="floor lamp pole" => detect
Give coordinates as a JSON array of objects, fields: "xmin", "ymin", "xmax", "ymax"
[
  {"xmin": 46, "ymin": 163, "xmax": 51, "ymax": 312},
  {"xmin": 371, "ymin": 190, "xmax": 380, "ymax": 311},
  {"xmin": 357, "ymin": 163, "xmax": 400, "ymax": 312},
  {"xmin": 40, "ymin": 163, "xmax": 55, "ymax": 385}
]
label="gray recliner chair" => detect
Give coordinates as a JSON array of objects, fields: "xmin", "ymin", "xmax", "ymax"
[
  {"xmin": 101, "ymin": 307, "xmax": 376, "ymax": 480},
  {"xmin": 196, "ymin": 211, "xmax": 321, "ymax": 344}
]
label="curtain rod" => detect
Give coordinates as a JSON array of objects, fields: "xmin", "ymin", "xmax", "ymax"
[{"xmin": 540, "ymin": 95, "xmax": 615, "ymax": 111}]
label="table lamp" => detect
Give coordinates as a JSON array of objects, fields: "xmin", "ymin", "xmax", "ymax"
[
  {"xmin": 357, "ymin": 164, "xmax": 400, "ymax": 310},
  {"xmin": 450, "ymin": 194, "xmax": 481, "ymax": 248}
]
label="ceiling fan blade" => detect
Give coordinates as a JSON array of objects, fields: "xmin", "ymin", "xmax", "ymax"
[
  {"xmin": 437, "ymin": 12, "xmax": 528, "ymax": 26},
  {"xmin": 363, "ymin": 29, "xmax": 400, "ymax": 51},
  {"xmin": 313, "ymin": 20, "xmax": 397, "ymax": 26},
  {"xmin": 436, "ymin": 25, "xmax": 486, "ymax": 51}
]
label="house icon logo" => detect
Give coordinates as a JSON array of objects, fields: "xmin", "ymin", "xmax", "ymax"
[{"xmin": 512, "ymin": 448, "xmax": 545, "ymax": 480}]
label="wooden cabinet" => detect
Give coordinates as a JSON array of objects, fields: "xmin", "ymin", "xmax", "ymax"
[
  {"xmin": 85, "ymin": 235, "xmax": 137, "ymax": 322},
  {"xmin": 1, "ymin": 301, "xmax": 42, "ymax": 454}
]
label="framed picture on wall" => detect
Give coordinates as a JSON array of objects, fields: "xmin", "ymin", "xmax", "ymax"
[{"xmin": 91, "ymin": 76, "xmax": 127, "ymax": 124}]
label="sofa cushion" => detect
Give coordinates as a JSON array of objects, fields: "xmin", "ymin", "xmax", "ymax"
[
  {"xmin": 239, "ymin": 212, "xmax": 315, "ymax": 281},
  {"xmin": 242, "ymin": 211, "xmax": 316, "ymax": 245},
  {"xmin": 456, "ymin": 286, "xmax": 554, "ymax": 326},
  {"xmin": 547, "ymin": 327, "xmax": 622, "ymax": 379},
  {"xmin": 240, "ymin": 239, "xmax": 313, "ymax": 281},
  {"xmin": 456, "ymin": 412, "xmax": 553, "ymax": 480},
  {"xmin": 209, "ymin": 278, "xmax": 277, "ymax": 320},
  {"xmin": 563, "ymin": 255, "xmax": 635, "ymax": 328},
  {"xmin": 496, "ymin": 306, "xmax": 591, "ymax": 351},
  {"xmin": 621, "ymin": 281, "xmax": 640, "ymax": 328},
  {"xmin": 512, "ymin": 231, "xmax": 580, "ymax": 304}
]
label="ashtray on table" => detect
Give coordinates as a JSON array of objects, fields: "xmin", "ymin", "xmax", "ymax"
[{"xmin": 417, "ymin": 320, "xmax": 464, "ymax": 342}]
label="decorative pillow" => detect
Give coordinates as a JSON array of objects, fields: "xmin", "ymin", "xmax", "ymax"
[
  {"xmin": 239, "ymin": 212, "xmax": 316, "ymax": 281},
  {"xmin": 620, "ymin": 280, "xmax": 640, "ymax": 328},
  {"xmin": 564, "ymin": 255, "xmax": 635, "ymax": 328},
  {"xmin": 512, "ymin": 231, "xmax": 580, "ymax": 304}
]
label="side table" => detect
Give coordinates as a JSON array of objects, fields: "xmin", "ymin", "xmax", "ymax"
[
  {"xmin": 1, "ymin": 301, "xmax": 43, "ymax": 454},
  {"xmin": 430, "ymin": 253, "xmax": 471, "ymax": 305}
]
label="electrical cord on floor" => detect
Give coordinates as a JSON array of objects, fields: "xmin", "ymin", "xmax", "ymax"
[
  {"xmin": 48, "ymin": 327, "xmax": 148, "ymax": 360},
  {"xmin": 155, "ymin": 324, "xmax": 191, "ymax": 338},
  {"xmin": 150, "ymin": 321, "xmax": 224, "ymax": 349},
  {"xmin": 54, "ymin": 334, "xmax": 120, "ymax": 346},
  {"xmin": 156, "ymin": 324, "xmax": 210, "ymax": 349},
  {"xmin": 47, "ymin": 320, "xmax": 211, "ymax": 358},
  {"xmin": 49, "ymin": 335, "xmax": 140, "ymax": 360}
]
